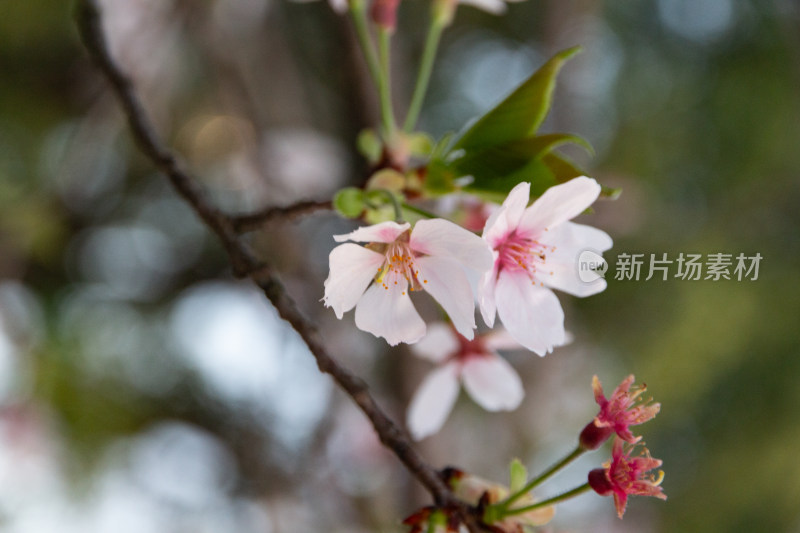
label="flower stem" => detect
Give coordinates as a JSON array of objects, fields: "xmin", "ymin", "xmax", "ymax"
[
  {"xmin": 402, "ymin": 18, "xmax": 444, "ymax": 133},
  {"xmin": 401, "ymin": 202, "xmax": 438, "ymax": 219},
  {"xmin": 372, "ymin": 189, "xmax": 404, "ymax": 222},
  {"xmin": 500, "ymin": 483, "xmax": 593, "ymax": 518},
  {"xmin": 348, "ymin": 0, "xmax": 381, "ymax": 87},
  {"xmin": 377, "ymin": 27, "xmax": 397, "ymax": 135},
  {"xmin": 502, "ymin": 446, "xmax": 585, "ymax": 509}
]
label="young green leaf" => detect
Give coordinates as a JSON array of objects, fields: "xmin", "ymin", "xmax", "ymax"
[
  {"xmin": 333, "ymin": 187, "xmax": 366, "ymax": 218},
  {"xmin": 452, "ymin": 47, "xmax": 582, "ymax": 152},
  {"xmin": 357, "ymin": 129, "xmax": 383, "ymax": 164},
  {"xmin": 463, "ymin": 157, "xmax": 555, "ymax": 202},
  {"xmin": 452, "ymin": 133, "xmax": 593, "ymax": 181},
  {"xmin": 406, "ymin": 132, "xmax": 435, "ymax": 157},
  {"xmin": 422, "ymin": 159, "xmax": 458, "ymax": 196},
  {"xmin": 509, "ymin": 458, "xmax": 528, "ymax": 493},
  {"xmin": 366, "ymin": 168, "xmax": 406, "ymax": 192}
]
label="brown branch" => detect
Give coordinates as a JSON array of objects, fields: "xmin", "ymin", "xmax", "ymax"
[
  {"xmin": 74, "ymin": 1, "xmax": 487, "ymax": 531},
  {"xmin": 231, "ymin": 199, "xmax": 333, "ymax": 233}
]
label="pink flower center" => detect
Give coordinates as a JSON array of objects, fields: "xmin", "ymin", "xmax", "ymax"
[
  {"xmin": 452, "ymin": 334, "xmax": 491, "ymax": 363},
  {"xmin": 496, "ymin": 231, "xmax": 556, "ymax": 285},
  {"xmin": 372, "ymin": 237, "xmax": 428, "ymax": 295}
]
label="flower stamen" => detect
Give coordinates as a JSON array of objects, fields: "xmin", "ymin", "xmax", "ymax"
[
  {"xmin": 374, "ymin": 234, "xmax": 423, "ymax": 291},
  {"xmin": 496, "ymin": 231, "xmax": 557, "ymax": 285}
]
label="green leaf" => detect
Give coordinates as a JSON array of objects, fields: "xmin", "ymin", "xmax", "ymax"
[
  {"xmin": 422, "ymin": 159, "xmax": 458, "ymax": 196},
  {"xmin": 541, "ymin": 152, "xmax": 584, "ymax": 182},
  {"xmin": 356, "ymin": 129, "xmax": 382, "ymax": 164},
  {"xmin": 463, "ymin": 157, "xmax": 555, "ymax": 202},
  {"xmin": 509, "ymin": 458, "xmax": 528, "ymax": 493},
  {"xmin": 366, "ymin": 168, "xmax": 406, "ymax": 192},
  {"xmin": 453, "ymin": 47, "xmax": 582, "ymax": 151},
  {"xmin": 452, "ymin": 133, "xmax": 593, "ymax": 181},
  {"xmin": 333, "ymin": 187, "xmax": 365, "ymax": 218},
  {"xmin": 601, "ymin": 185, "xmax": 623, "ymax": 199},
  {"xmin": 431, "ymin": 131, "xmax": 455, "ymax": 160},
  {"xmin": 540, "ymin": 153, "xmax": 621, "ymax": 198},
  {"xmin": 406, "ymin": 132, "xmax": 434, "ymax": 157}
]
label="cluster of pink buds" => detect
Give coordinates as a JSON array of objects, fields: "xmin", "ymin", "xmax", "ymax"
[{"xmin": 581, "ymin": 375, "xmax": 666, "ymax": 518}]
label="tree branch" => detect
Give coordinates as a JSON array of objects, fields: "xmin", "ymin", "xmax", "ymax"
[
  {"xmin": 74, "ymin": 1, "xmax": 487, "ymax": 531},
  {"xmin": 231, "ymin": 199, "xmax": 333, "ymax": 233}
]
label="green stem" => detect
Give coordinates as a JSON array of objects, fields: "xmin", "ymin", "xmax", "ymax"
[
  {"xmin": 375, "ymin": 189, "xmax": 404, "ymax": 222},
  {"xmin": 349, "ymin": 0, "xmax": 381, "ymax": 87},
  {"xmin": 500, "ymin": 483, "xmax": 593, "ymax": 518},
  {"xmin": 377, "ymin": 27, "xmax": 397, "ymax": 135},
  {"xmin": 502, "ymin": 446, "xmax": 585, "ymax": 509},
  {"xmin": 401, "ymin": 201, "xmax": 438, "ymax": 219},
  {"xmin": 403, "ymin": 19, "xmax": 444, "ymax": 132}
]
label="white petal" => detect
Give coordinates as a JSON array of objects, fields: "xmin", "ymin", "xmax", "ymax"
[
  {"xmin": 407, "ymin": 362, "xmax": 461, "ymax": 440},
  {"xmin": 478, "ymin": 260, "xmax": 500, "ymax": 328},
  {"xmin": 539, "ymin": 220, "xmax": 613, "ymax": 252},
  {"xmin": 410, "ymin": 218, "xmax": 493, "ymax": 273},
  {"xmin": 459, "ymin": 0, "xmax": 507, "ymax": 14},
  {"xmin": 495, "ymin": 270, "xmax": 565, "ymax": 355},
  {"xmin": 519, "ymin": 177, "xmax": 601, "ymax": 234},
  {"xmin": 412, "ymin": 322, "xmax": 460, "ymax": 363},
  {"xmin": 499, "ymin": 182, "xmax": 530, "ymax": 232},
  {"xmin": 333, "ymin": 221, "xmax": 411, "ymax": 243},
  {"xmin": 416, "ymin": 256, "xmax": 477, "ymax": 340},
  {"xmin": 461, "ymin": 355, "xmax": 524, "ymax": 411},
  {"xmin": 483, "ymin": 328, "xmax": 522, "ymax": 351},
  {"xmin": 354, "ymin": 277, "xmax": 425, "ymax": 346},
  {"xmin": 538, "ymin": 221, "xmax": 612, "ymax": 297},
  {"xmin": 482, "ymin": 182, "xmax": 530, "ymax": 247},
  {"xmin": 323, "ymin": 244, "xmax": 385, "ymax": 318}
]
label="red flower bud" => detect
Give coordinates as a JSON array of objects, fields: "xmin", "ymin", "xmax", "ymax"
[
  {"xmin": 370, "ymin": 0, "xmax": 401, "ymax": 31},
  {"xmin": 579, "ymin": 420, "xmax": 614, "ymax": 450}
]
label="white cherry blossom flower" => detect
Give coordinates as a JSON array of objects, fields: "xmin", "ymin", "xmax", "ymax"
[
  {"xmin": 479, "ymin": 177, "xmax": 612, "ymax": 355},
  {"xmin": 406, "ymin": 323, "xmax": 524, "ymax": 440},
  {"xmin": 324, "ymin": 219, "xmax": 493, "ymax": 346}
]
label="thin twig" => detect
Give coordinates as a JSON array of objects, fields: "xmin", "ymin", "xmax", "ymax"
[
  {"xmin": 231, "ymin": 199, "xmax": 333, "ymax": 233},
  {"xmin": 74, "ymin": 2, "xmax": 487, "ymax": 531}
]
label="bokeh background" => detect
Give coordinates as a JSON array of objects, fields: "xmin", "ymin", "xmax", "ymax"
[{"xmin": 1, "ymin": 0, "xmax": 798, "ymax": 532}]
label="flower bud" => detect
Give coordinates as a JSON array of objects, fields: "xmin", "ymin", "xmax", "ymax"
[
  {"xmin": 370, "ymin": 0, "xmax": 401, "ymax": 31},
  {"xmin": 578, "ymin": 420, "xmax": 614, "ymax": 450},
  {"xmin": 588, "ymin": 468, "xmax": 613, "ymax": 496},
  {"xmin": 432, "ymin": 0, "xmax": 457, "ymax": 27}
]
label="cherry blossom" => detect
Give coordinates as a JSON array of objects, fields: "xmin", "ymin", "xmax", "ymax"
[
  {"xmin": 406, "ymin": 323, "xmax": 524, "ymax": 440},
  {"xmin": 579, "ymin": 374, "xmax": 661, "ymax": 450},
  {"xmin": 479, "ymin": 177, "xmax": 612, "ymax": 355},
  {"xmin": 324, "ymin": 220, "xmax": 493, "ymax": 346},
  {"xmin": 588, "ymin": 437, "xmax": 667, "ymax": 518}
]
